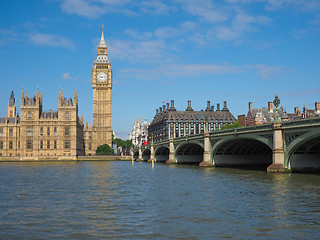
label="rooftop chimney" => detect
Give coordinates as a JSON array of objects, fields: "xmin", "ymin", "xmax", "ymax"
[
  {"xmin": 170, "ymin": 100, "xmax": 176, "ymax": 111},
  {"xmin": 294, "ymin": 107, "xmax": 299, "ymax": 114},
  {"xmin": 268, "ymin": 101, "xmax": 273, "ymax": 113},
  {"xmin": 166, "ymin": 102, "xmax": 170, "ymax": 110},
  {"xmin": 217, "ymin": 103, "xmax": 220, "ymax": 111},
  {"xmin": 156, "ymin": 109, "xmax": 159, "ymax": 115},
  {"xmin": 159, "ymin": 107, "xmax": 162, "ymax": 112},
  {"xmin": 222, "ymin": 101, "xmax": 229, "ymax": 111},
  {"xmin": 186, "ymin": 100, "xmax": 193, "ymax": 111},
  {"xmin": 249, "ymin": 102, "xmax": 252, "ymax": 111},
  {"xmin": 315, "ymin": 102, "xmax": 320, "ymax": 113},
  {"xmin": 163, "ymin": 105, "xmax": 166, "ymax": 111},
  {"xmin": 205, "ymin": 101, "xmax": 213, "ymax": 111}
]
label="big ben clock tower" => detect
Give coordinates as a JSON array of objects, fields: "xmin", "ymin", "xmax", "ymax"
[{"xmin": 92, "ymin": 25, "xmax": 112, "ymax": 150}]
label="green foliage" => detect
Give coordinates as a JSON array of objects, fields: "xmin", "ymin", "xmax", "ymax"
[
  {"xmin": 113, "ymin": 138, "xmax": 133, "ymax": 148},
  {"xmin": 96, "ymin": 144, "xmax": 114, "ymax": 155},
  {"xmin": 219, "ymin": 121, "xmax": 242, "ymax": 131}
]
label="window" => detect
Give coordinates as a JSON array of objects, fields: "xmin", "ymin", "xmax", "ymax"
[
  {"xmin": 18, "ymin": 141, "xmax": 20, "ymax": 149},
  {"xmin": 28, "ymin": 112, "xmax": 32, "ymax": 119},
  {"xmin": 40, "ymin": 127, "xmax": 43, "ymax": 136},
  {"xmin": 89, "ymin": 143, "xmax": 92, "ymax": 150},
  {"xmin": 47, "ymin": 127, "xmax": 50, "ymax": 136},
  {"xmin": 0, "ymin": 128, "xmax": 3, "ymax": 137},
  {"xmin": 64, "ymin": 140, "xmax": 70, "ymax": 149},
  {"xmin": 26, "ymin": 140, "xmax": 33, "ymax": 149},
  {"xmin": 54, "ymin": 127, "xmax": 57, "ymax": 136},
  {"xmin": 0, "ymin": 141, "xmax": 3, "ymax": 149},
  {"xmin": 9, "ymin": 128, "xmax": 13, "ymax": 137},
  {"xmin": 64, "ymin": 127, "xmax": 70, "ymax": 136},
  {"xmin": 40, "ymin": 140, "xmax": 43, "ymax": 149},
  {"xmin": 27, "ymin": 127, "xmax": 33, "ymax": 136},
  {"xmin": 47, "ymin": 140, "xmax": 50, "ymax": 149},
  {"xmin": 54, "ymin": 140, "xmax": 57, "ymax": 149},
  {"xmin": 65, "ymin": 112, "xmax": 70, "ymax": 119},
  {"xmin": 89, "ymin": 132, "xmax": 92, "ymax": 140}
]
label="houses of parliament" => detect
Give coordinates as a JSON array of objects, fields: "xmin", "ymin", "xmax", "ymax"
[{"xmin": 0, "ymin": 28, "xmax": 112, "ymax": 160}]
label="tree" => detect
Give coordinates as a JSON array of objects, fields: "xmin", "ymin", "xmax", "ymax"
[
  {"xmin": 220, "ymin": 121, "xmax": 242, "ymax": 130},
  {"xmin": 113, "ymin": 138, "xmax": 133, "ymax": 155},
  {"xmin": 96, "ymin": 144, "xmax": 114, "ymax": 155}
]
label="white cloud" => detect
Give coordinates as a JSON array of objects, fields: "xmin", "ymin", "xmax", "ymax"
[
  {"xmin": 177, "ymin": 0, "xmax": 228, "ymax": 23},
  {"xmin": 62, "ymin": 73, "xmax": 71, "ymax": 80},
  {"xmin": 141, "ymin": 0, "xmax": 174, "ymax": 15},
  {"xmin": 265, "ymin": 0, "xmax": 320, "ymax": 12},
  {"xmin": 246, "ymin": 64, "xmax": 284, "ymax": 79},
  {"xmin": 29, "ymin": 33, "xmax": 75, "ymax": 49},
  {"xmin": 118, "ymin": 63, "xmax": 282, "ymax": 80},
  {"xmin": 62, "ymin": 72, "xmax": 79, "ymax": 81},
  {"xmin": 109, "ymin": 39, "xmax": 169, "ymax": 63},
  {"xmin": 215, "ymin": 12, "xmax": 272, "ymax": 41},
  {"xmin": 60, "ymin": 0, "xmax": 105, "ymax": 18}
]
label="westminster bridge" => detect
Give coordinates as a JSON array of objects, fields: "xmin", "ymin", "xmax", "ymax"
[{"xmin": 133, "ymin": 118, "xmax": 320, "ymax": 172}]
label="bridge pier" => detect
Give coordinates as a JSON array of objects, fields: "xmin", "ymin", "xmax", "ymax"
[
  {"xmin": 147, "ymin": 144, "xmax": 154, "ymax": 163},
  {"xmin": 267, "ymin": 122, "xmax": 290, "ymax": 173},
  {"xmin": 136, "ymin": 146, "xmax": 143, "ymax": 162},
  {"xmin": 199, "ymin": 133, "xmax": 214, "ymax": 167},
  {"xmin": 166, "ymin": 138, "xmax": 176, "ymax": 164}
]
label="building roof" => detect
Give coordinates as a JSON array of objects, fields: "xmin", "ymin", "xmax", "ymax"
[
  {"xmin": 248, "ymin": 107, "xmax": 288, "ymax": 123},
  {"xmin": 0, "ymin": 117, "xmax": 20, "ymax": 124},
  {"xmin": 150, "ymin": 109, "xmax": 236, "ymax": 125},
  {"xmin": 40, "ymin": 111, "xmax": 58, "ymax": 119}
]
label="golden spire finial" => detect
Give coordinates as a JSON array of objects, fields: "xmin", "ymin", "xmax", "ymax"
[{"xmin": 102, "ymin": 24, "xmax": 104, "ymax": 33}]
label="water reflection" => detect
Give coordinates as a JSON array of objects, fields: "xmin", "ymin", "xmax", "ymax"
[{"xmin": 0, "ymin": 161, "xmax": 320, "ymax": 239}]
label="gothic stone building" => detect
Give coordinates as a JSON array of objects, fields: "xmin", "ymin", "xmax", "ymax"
[
  {"xmin": 129, "ymin": 116, "xmax": 150, "ymax": 147},
  {"xmin": 148, "ymin": 100, "xmax": 236, "ymax": 143},
  {"xmin": 0, "ymin": 28, "xmax": 112, "ymax": 159}
]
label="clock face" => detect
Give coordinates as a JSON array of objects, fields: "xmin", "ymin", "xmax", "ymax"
[{"xmin": 97, "ymin": 72, "xmax": 107, "ymax": 82}]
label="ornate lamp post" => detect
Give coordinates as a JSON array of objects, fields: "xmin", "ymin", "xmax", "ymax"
[{"xmin": 273, "ymin": 95, "xmax": 281, "ymax": 122}]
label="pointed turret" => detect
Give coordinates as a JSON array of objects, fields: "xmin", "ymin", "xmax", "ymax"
[
  {"xmin": 98, "ymin": 24, "xmax": 107, "ymax": 49},
  {"xmin": 73, "ymin": 88, "xmax": 78, "ymax": 105}
]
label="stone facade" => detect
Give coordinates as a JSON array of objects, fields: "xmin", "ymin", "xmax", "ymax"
[
  {"xmin": 0, "ymin": 28, "xmax": 113, "ymax": 159},
  {"xmin": 84, "ymin": 27, "xmax": 113, "ymax": 155},
  {"xmin": 0, "ymin": 89, "xmax": 84, "ymax": 160},
  {"xmin": 129, "ymin": 116, "xmax": 149, "ymax": 147},
  {"xmin": 148, "ymin": 100, "xmax": 236, "ymax": 143}
]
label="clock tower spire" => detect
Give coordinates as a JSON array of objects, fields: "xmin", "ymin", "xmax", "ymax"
[{"xmin": 92, "ymin": 25, "xmax": 113, "ymax": 151}]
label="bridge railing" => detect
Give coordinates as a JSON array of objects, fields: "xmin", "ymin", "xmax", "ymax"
[
  {"xmin": 150, "ymin": 117, "xmax": 320, "ymax": 147},
  {"xmin": 281, "ymin": 117, "xmax": 320, "ymax": 128}
]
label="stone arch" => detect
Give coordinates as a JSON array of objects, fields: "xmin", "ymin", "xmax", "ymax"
[
  {"xmin": 212, "ymin": 136, "xmax": 272, "ymax": 168},
  {"xmin": 155, "ymin": 146, "xmax": 169, "ymax": 162},
  {"xmin": 142, "ymin": 149, "xmax": 151, "ymax": 161},
  {"xmin": 286, "ymin": 129, "xmax": 320, "ymax": 172},
  {"xmin": 133, "ymin": 151, "xmax": 139, "ymax": 160},
  {"xmin": 175, "ymin": 142, "xmax": 204, "ymax": 164}
]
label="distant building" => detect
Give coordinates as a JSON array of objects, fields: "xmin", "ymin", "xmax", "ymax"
[
  {"xmin": 237, "ymin": 114, "xmax": 246, "ymax": 127},
  {"xmin": 245, "ymin": 101, "xmax": 320, "ymax": 126},
  {"xmin": 129, "ymin": 116, "xmax": 149, "ymax": 147},
  {"xmin": 148, "ymin": 100, "xmax": 236, "ymax": 143},
  {"xmin": 0, "ymin": 28, "xmax": 114, "ymax": 159},
  {"xmin": 0, "ymin": 89, "xmax": 84, "ymax": 159},
  {"xmin": 302, "ymin": 102, "xmax": 320, "ymax": 119}
]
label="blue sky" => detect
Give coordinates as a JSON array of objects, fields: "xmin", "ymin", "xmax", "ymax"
[{"xmin": 0, "ymin": 0, "xmax": 319, "ymax": 139}]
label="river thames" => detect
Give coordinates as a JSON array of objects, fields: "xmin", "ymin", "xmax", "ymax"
[{"xmin": 0, "ymin": 161, "xmax": 319, "ymax": 239}]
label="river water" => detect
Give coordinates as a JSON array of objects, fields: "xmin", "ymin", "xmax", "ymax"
[{"xmin": 0, "ymin": 161, "xmax": 320, "ymax": 239}]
